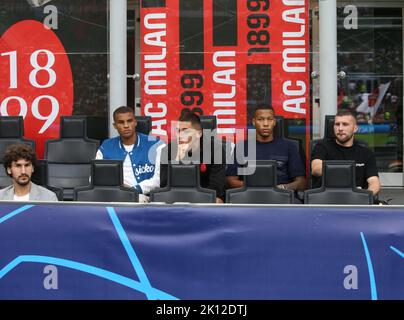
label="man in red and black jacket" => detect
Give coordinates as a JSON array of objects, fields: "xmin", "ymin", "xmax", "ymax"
[{"xmin": 159, "ymin": 111, "xmax": 226, "ymax": 203}]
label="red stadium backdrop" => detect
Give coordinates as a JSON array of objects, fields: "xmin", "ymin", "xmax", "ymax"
[
  {"xmin": 0, "ymin": 1, "xmax": 109, "ymax": 159},
  {"xmin": 140, "ymin": 0, "xmax": 310, "ymax": 142},
  {"xmin": 0, "ymin": 20, "xmax": 73, "ymax": 157}
]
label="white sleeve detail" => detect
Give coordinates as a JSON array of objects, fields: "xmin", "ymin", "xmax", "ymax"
[
  {"xmin": 138, "ymin": 142, "xmax": 165, "ymax": 195},
  {"xmin": 95, "ymin": 149, "xmax": 104, "ymax": 160}
]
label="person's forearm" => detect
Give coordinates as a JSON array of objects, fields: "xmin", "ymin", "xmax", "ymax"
[
  {"xmin": 368, "ymin": 182, "xmax": 381, "ymax": 195},
  {"xmin": 226, "ymin": 177, "xmax": 243, "ymax": 188},
  {"xmin": 367, "ymin": 176, "xmax": 381, "ymax": 195},
  {"xmin": 311, "ymin": 160, "xmax": 323, "ymax": 177}
]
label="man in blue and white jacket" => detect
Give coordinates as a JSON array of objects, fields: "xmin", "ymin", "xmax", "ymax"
[{"xmin": 96, "ymin": 106, "xmax": 164, "ymax": 201}]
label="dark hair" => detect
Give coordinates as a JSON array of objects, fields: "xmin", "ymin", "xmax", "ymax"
[
  {"xmin": 335, "ymin": 109, "xmax": 357, "ymax": 123},
  {"xmin": 3, "ymin": 144, "xmax": 37, "ymax": 176},
  {"xmin": 254, "ymin": 105, "xmax": 275, "ymax": 116},
  {"xmin": 178, "ymin": 111, "xmax": 201, "ymax": 129},
  {"xmin": 113, "ymin": 106, "xmax": 135, "ymax": 121}
]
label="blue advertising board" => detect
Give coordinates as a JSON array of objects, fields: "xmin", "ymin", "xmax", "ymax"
[{"xmin": 0, "ymin": 203, "xmax": 403, "ymax": 300}]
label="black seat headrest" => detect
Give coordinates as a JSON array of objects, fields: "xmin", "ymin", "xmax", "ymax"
[
  {"xmin": 92, "ymin": 160, "xmax": 123, "ymax": 186},
  {"xmin": 199, "ymin": 115, "xmax": 217, "ymax": 131},
  {"xmin": 61, "ymin": 116, "xmax": 87, "ymax": 138},
  {"xmin": 323, "ymin": 160, "xmax": 356, "ymax": 188},
  {"xmin": 245, "ymin": 160, "xmax": 277, "ymax": 187},
  {"xmin": 136, "ymin": 116, "xmax": 152, "ymax": 135},
  {"xmin": 169, "ymin": 164, "xmax": 199, "ymax": 187},
  {"xmin": 0, "ymin": 116, "xmax": 24, "ymax": 138},
  {"xmin": 273, "ymin": 116, "xmax": 284, "ymax": 138},
  {"xmin": 324, "ymin": 115, "xmax": 336, "ymax": 139}
]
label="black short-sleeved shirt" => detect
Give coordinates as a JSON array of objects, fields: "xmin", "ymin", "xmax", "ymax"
[
  {"xmin": 311, "ymin": 138, "xmax": 379, "ymax": 189},
  {"xmin": 227, "ymin": 138, "xmax": 306, "ymax": 184}
]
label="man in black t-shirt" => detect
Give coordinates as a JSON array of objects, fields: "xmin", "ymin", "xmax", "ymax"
[
  {"xmin": 160, "ymin": 111, "xmax": 226, "ymax": 203},
  {"xmin": 227, "ymin": 106, "xmax": 306, "ymax": 192},
  {"xmin": 311, "ymin": 110, "xmax": 381, "ymax": 195}
]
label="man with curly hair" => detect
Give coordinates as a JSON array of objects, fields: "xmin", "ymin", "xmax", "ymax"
[{"xmin": 0, "ymin": 144, "xmax": 58, "ymax": 201}]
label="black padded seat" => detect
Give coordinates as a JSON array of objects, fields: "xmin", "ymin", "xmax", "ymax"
[
  {"xmin": 45, "ymin": 116, "xmax": 99, "ymax": 200},
  {"xmin": 150, "ymin": 164, "xmax": 216, "ymax": 203},
  {"xmin": 226, "ymin": 160, "xmax": 294, "ymax": 204},
  {"xmin": 304, "ymin": 160, "xmax": 373, "ymax": 204},
  {"xmin": 74, "ymin": 160, "xmax": 138, "ymax": 202}
]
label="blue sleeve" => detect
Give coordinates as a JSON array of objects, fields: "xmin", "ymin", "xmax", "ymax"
[
  {"xmin": 226, "ymin": 163, "xmax": 238, "ymax": 176},
  {"xmin": 287, "ymin": 141, "xmax": 305, "ymax": 178}
]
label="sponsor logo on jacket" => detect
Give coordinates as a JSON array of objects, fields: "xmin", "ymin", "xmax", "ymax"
[{"xmin": 134, "ymin": 163, "xmax": 155, "ymax": 176}]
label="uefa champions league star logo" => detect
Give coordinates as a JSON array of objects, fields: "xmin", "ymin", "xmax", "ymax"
[{"xmin": 0, "ymin": 205, "xmax": 178, "ymax": 300}]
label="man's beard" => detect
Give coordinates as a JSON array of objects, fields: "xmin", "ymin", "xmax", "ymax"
[
  {"xmin": 16, "ymin": 175, "xmax": 31, "ymax": 186},
  {"xmin": 336, "ymin": 133, "xmax": 354, "ymax": 145}
]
